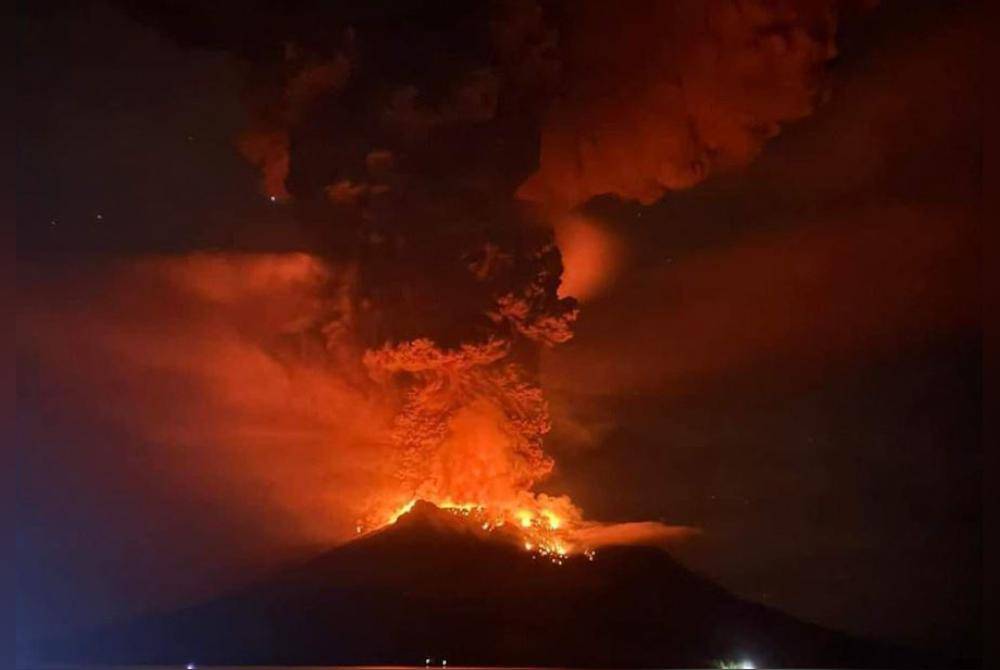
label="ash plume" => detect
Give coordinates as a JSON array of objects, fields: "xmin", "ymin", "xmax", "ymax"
[
  {"xmin": 66, "ymin": 0, "xmax": 862, "ymax": 545},
  {"xmin": 187, "ymin": 0, "xmax": 585, "ymax": 527}
]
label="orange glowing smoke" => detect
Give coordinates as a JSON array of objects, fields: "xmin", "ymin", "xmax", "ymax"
[
  {"xmin": 20, "ymin": 252, "xmax": 688, "ymax": 560},
  {"xmin": 518, "ymin": 0, "xmax": 842, "ymax": 211},
  {"xmin": 359, "ymin": 336, "xmax": 589, "ymax": 553},
  {"xmin": 357, "ymin": 331, "xmax": 693, "ymax": 557},
  {"xmin": 19, "ymin": 253, "xmax": 395, "ymax": 545},
  {"xmin": 353, "ymin": 289, "xmax": 688, "ymax": 556},
  {"xmin": 554, "ymin": 215, "xmax": 626, "ymax": 301}
]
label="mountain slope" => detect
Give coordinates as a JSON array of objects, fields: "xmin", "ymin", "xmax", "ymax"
[{"xmin": 48, "ymin": 501, "xmax": 931, "ymax": 667}]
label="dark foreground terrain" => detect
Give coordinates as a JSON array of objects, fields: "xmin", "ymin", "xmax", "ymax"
[{"xmin": 45, "ymin": 501, "xmax": 951, "ymax": 667}]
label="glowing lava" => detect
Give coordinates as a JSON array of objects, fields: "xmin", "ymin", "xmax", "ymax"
[{"xmin": 363, "ymin": 496, "xmax": 586, "ymax": 563}]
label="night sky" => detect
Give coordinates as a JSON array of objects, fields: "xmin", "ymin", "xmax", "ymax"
[{"xmin": 16, "ymin": 0, "xmax": 981, "ymax": 664}]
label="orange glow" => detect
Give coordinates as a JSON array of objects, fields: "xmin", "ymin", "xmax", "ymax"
[
  {"xmin": 21, "ymin": 252, "xmax": 693, "ymax": 564},
  {"xmin": 372, "ymin": 493, "xmax": 585, "ymax": 558},
  {"xmin": 359, "ymin": 331, "xmax": 601, "ymax": 557},
  {"xmin": 517, "ymin": 1, "xmax": 839, "ymax": 210},
  {"xmin": 19, "ymin": 253, "xmax": 394, "ymax": 546},
  {"xmin": 554, "ymin": 215, "xmax": 625, "ymax": 301}
]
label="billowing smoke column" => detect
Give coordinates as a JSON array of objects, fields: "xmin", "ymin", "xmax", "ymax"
[
  {"xmin": 217, "ymin": 0, "xmax": 585, "ymax": 537},
  {"xmin": 117, "ymin": 0, "xmax": 853, "ymax": 550}
]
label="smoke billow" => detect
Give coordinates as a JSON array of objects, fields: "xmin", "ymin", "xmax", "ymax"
[
  {"xmin": 19, "ymin": 253, "xmax": 398, "ymax": 543},
  {"xmin": 519, "ymin": 0, "xmax": 846, "ymax": 211},
  {"xmin": 31, "ymin": 0, "xmax": 858, "ymax": 549}
]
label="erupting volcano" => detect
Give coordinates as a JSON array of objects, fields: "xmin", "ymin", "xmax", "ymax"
[
  {"xmin": 25, "ymin": 0, "xmax": 865, "ymax": 620},
  {"xmin": 18, "ymin": 0, "xmax": 982, "ymax": 667},
  {"xmin": 194, "ymin": 0, "xmax": 854, "ymax": 557}
]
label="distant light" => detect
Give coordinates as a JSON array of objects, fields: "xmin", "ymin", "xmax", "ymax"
[
  {"xmin": 740, "ymin": 661, "xmax": 754, "ymax": 670},
  {"xmin": 186, "ymin": 663, "xmax": 196, "ymax": 670},
  {"xmin": 425, "ymin": 658, "xmax": 431, "ymax": 665},
  {"xmin": 269, "ymin": 195, "xmax": 277, "ymax": 202},
  {"xmin": 96, "ymin": 213, "xmax": 103, "ymax": 220},
  {"xmin": 442, "ymin": 661, "xmax": 447, "ymax": 667}
]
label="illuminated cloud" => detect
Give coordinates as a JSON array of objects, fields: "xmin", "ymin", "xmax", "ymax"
[{"xmin": 519, "ymin": 0, "xmax": 842, "ymax": 210}]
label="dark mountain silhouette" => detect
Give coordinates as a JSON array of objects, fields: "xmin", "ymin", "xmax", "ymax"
[{"xmin": 47, "ymin": 501, "xmax": 941, "ymax": 668}]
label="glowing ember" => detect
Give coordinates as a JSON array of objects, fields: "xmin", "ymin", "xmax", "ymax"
[{"xmin": 369, "ymin": 496, "xmax": 585, "ymax": 560}]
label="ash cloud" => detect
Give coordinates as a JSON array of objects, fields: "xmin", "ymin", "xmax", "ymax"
[
  {"xmin": 19, "ymin": 0, "xmax": 872, "ymax": 561},
  {"xmin": 519, "ymin": 0, "xmax": 850, "ymax": 211},
  {"xmin": 84, "ymin": 0, "xmax": 869, "ymax": 543},
  {"xmin": 18, "ymin": 253, "xmax": 397, "ymax": 544}
]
